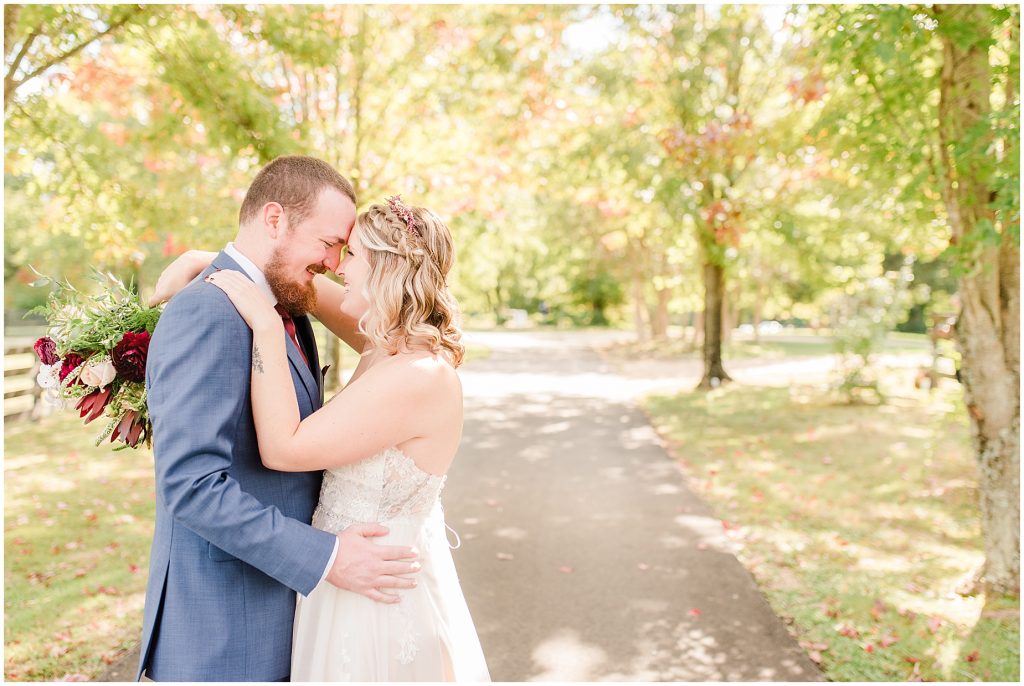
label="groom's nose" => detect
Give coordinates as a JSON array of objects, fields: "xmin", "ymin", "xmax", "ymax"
[{"xmin": 323, "ymin": 245, "xmax": 343, "ymax": 272}]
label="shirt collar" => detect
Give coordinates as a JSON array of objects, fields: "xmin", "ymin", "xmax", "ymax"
[{"xmin": 223, "ymin": 242, "xmax": 278, "ymax": 307}]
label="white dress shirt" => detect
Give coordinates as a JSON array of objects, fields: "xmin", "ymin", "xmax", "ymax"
[{"xmin": 223, "ymin": 243, "xmax": 339, "ymax": 592}]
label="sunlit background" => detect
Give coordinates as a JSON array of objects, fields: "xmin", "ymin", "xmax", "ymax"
[{"xmin": 4, "ymin": 4, "xmax": 1019, "ymax": 682}]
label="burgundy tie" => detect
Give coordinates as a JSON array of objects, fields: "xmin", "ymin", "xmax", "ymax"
[{"xmin": 275, "ymin": 304, "xmax": 309, "ymax": 368}]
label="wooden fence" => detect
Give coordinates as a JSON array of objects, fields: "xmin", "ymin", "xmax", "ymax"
[{"xmin": 4, "ymin": 328, "xmax": 46, "ymax": 421}]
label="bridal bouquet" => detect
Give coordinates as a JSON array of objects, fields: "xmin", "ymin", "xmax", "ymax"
[{"xmin": 29, "ymin": 270, "xmax": 161, "ymax": 449}]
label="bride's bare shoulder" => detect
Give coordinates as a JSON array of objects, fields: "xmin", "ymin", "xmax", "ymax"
[{"xmin": 375, "ymin": 350, "xmax": 460, "ymax": 393}]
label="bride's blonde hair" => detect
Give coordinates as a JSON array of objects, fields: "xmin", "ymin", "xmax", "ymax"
[{"xmin": 355, "ymin": 198, "xmax": 464, "ymax": 367}]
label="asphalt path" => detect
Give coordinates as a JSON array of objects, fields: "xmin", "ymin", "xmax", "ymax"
[{"xmin": 442, "ymin": 330, "xmax": 825, "ymax": 681}]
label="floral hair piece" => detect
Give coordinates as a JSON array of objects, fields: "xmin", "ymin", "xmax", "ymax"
[{"xmin": 386, "ymin": 195, "xmax": 420, "ymax": 237}]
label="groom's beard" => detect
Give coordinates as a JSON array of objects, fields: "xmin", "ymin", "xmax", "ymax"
[{"xmin": 264, "ymin": 249, "xmax": 320, "ymax": 316}]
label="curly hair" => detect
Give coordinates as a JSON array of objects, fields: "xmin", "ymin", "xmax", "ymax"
[{"xmin": 354, "ymin": 201, "xmax": 464, "ymax": 367}]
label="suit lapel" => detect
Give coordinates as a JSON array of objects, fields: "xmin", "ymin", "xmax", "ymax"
[{"xmin": 290, "ymin": 315, "xmax": 321, "ymax": 410}]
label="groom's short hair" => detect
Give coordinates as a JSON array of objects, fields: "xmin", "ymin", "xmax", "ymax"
[{"xmin": 239, "ymin": 155, "xmax": 356, "ymax": 228}]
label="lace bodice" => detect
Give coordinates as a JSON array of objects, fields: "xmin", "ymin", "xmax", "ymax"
[{"xmin": 312, "ymin": 447, "xmax": 447, "ymax": 534}]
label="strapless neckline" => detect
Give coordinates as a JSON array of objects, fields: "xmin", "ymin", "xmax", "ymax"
[{"xmin": 376, "ymin": 445, "xmax": 448, "ymax": 481}]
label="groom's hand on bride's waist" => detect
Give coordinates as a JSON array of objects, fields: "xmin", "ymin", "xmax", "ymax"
[{"xmin": 326, "ymin": 522, "xmax": 421, "ymax": 604}]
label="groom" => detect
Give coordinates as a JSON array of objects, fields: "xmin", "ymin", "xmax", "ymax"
[{"xmin": 139, "ymin": 156, "xmax": 419, "ymax": 681}]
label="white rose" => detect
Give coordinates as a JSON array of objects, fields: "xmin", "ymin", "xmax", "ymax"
[
  {"xmin": 80, "ymin": 359, "xmax": 117, "ymax": 389},
  {"xmin": 36, "ymin": 363, "xmax": 60, "ymax": 390},
  {"xmin": 43, "ymin": 387, "xmax": 66, "ymax": 408}
]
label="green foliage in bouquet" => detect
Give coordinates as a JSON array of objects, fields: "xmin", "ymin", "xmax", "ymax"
[{"xmin": 27, "ymin": 268, "xmax": 162, "ymax": 449}]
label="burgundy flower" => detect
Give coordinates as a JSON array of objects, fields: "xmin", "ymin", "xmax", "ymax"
[
  {"xmin": 112, "ymin": 331, "xmax": 151, "ymax": 383},
  {"xmin": 59, "ymin": 352, "xmax": 87, "ymax": 385},
  {"xmin": 111, "ymin": 410, "xmax": 148, "ymax": 448},
  {"xmin": 33, "ymin": 336, "xmax": 59, "ymax": 365},
  {"xmin": 75, "ymin": 387, "xmax": 113, "ymax": 424}
]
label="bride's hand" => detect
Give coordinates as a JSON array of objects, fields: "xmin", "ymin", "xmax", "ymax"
[
  {"xmin": 204, "ymin": 270, "xmax": 282, "ymax": 334},
  {"xmin": 148, "ymin": 250, "xmax": 217, "ymax": 306}
]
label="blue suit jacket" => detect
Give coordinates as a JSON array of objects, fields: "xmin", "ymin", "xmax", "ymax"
[{"xmin": 138, "ymin": 252, "xmax": 336, "ymax": 681}]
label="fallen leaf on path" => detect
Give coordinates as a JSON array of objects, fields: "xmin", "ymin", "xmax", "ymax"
[
  {"xmin": 558, "ymin": 566, "xmax": 574, "ymax": 574},
  {"xmin": 838, "ymin": 625, "xmax": 860, "ymax": 639},
  {"xmin": 496, "ymin": 553, "xmax": 514, "ymax": 561},
  {"xmin": 688, "ymin": 608, "xmax": 702, "ymax": 617},
  {"xmin": 898, "ymin": 607, "xmax": 918, "ymax": 620},
  {"xmin": 637, "ymin": 563, "xmax": 650, "ymax": 571}
]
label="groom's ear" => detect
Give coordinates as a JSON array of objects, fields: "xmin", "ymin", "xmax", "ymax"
[{"xmin": 261, "ymin": 202, "xmax": 285, "ymax": 239}]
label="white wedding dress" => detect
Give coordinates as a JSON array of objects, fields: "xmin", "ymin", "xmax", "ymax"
[{"xmin": 291, "ymin": 447, "xmax": 491, "ymax": 681}]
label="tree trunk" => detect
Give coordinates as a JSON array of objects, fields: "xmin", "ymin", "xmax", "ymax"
[
  {"xmin": 691, "ymin": 308, "xmax": 703, "ymax": 351},
  {"xmin": 936, "ymin": 3, "xmax": 1020, "ymax": 597},
  {"xmin": 632, "ymin": 273, "xmax": 649, "ymax": 343},
  {"xmin": 651, "ymin": 286, "xmax": 670, "ymax": 340},
  {"xmin": 324, "ymin": 334, "xmax": 343, "ymax": 392},
  {"xmin": 697, "ymin": 258, "xmax": 733, "ymax": 390},
  {"xmin": 721, "ymin": 285, "xmax": 733, "ymax": 344},
  {"xmin": 752, "ymin": 288, "xmax": 763, "ymax": 344}
]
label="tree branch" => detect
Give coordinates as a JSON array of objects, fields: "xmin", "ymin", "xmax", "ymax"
[
  {"xmin": 11, "ymin": 5, "xmax": 145, "ymax": 92},
  {"xmin": 4, "ymin": 4, "xmax": 23, "ymax": 61},
  {"xmin": 4, "ymin": 26, "xmax": 39, "ymax": 109}
]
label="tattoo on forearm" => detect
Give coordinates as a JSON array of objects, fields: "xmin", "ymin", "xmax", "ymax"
[{"xmin": 252, "ymin": 345, "xmax": 265, "ymax": 374}]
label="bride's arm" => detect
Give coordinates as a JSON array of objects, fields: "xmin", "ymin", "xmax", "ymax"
[
  {"xmin": 311, "ymin": 274, "xmax": 368, "ymax": 353},
  {"xmin": 153, "ymin": 254, "xmax": 369, "ymax": 356},
  {"xmin": 206, "ymin": 270, "xmax": 432, "ymax": 472},
  {"xmin": 148, "ymin": 250, "xmax": 217, "ymax": 306}
]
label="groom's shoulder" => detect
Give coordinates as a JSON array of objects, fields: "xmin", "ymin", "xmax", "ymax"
[{"xmin": 157, "ymin": 278, "xmax": 245, "ymax": 332}]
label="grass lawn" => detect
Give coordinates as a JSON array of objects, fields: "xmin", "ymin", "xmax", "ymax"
[
  {"xmin": 4, "ymin": 411, "xmax": 156, "ymax": 681},
  {"xmin": 644, "ymin": 373, "xmax": 1019, "ymax": 682}
]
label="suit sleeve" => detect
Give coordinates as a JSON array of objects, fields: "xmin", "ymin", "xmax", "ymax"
[{"xmin": 146, "ymin": 284, "xmax": 336, "ymax": 596}]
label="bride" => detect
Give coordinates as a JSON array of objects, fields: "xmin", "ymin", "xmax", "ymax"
[{"xmin": 162, "ymin": 196, "xmax": 489, "ymax": 681}]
